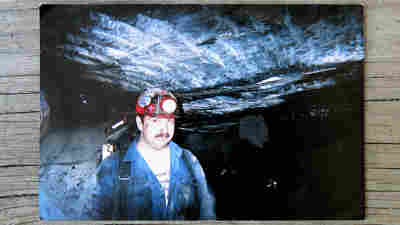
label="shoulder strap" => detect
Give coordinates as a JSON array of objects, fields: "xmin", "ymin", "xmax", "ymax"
[
  {"xmin": 111, "ymin": 132, "xmax": 132, "ymax": 220},
  {"xmin": 119, "ymin": 160, "xmax": 131, "ymax": 220}
]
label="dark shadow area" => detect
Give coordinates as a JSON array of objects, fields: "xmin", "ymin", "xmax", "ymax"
[{"xmin": 175, "ymin": 62, "xmax": 363, "ymax": 219}]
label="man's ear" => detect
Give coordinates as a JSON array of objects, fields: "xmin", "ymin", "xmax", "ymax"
[{"xmin": 136, "ymin": 116, "xmax": 143, "ymax": 132}]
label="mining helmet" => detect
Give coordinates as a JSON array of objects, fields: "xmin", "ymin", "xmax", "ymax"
[{"xmin": 136, "ymin": 88, "xmax": 177, "ymax": 119}]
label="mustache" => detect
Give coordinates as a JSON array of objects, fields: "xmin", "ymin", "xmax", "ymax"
[{"xmin": 155, "ymin": 133, "xmax": 170, "ymax": 138}]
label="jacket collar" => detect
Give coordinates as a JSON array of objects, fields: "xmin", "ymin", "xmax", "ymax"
[{"xmin": 122, "ymin": 138, "xmax": 183, "ymax": 162}]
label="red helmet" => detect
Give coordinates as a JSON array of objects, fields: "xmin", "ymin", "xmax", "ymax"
[{"xmin": 136, "ymin": 88, "xmax": 177, "ymax": 119}]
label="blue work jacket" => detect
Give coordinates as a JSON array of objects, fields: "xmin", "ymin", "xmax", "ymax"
[{"xmin": 96, "ymin": 140, "xmax": 215, "ymax": 220}]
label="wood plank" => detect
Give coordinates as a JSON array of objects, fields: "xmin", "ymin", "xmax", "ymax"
[
  {"xmin": 366, "ymin": 216, "xmax": 400, "ymax": 225},
  {"xmin": 0, "ymin": 76, "xmax": 39, "ymax": 94},
  {"xmin": 367, "ymin": 208, "xmax": 400, "ymax": 218},
  {"xmin": 0, "ymin": 167, "xmax": 38, "ymax": 198},
  {"xmin": 367, "ymin": 61, "xmax": 400, "ymax": 77},
  {"xmin": 0, "ymin": 94, "xmax": 39, "ymax": 114},
  {"xmin": 0, "ymin": 111, "xmax": 39, "ymax": 122},
  {"xmin": 365, "ymin": 192, "xmax": 400, "ymax": 219},
  {"xmin": 366, "ymin": 144, "xmax": 400, "ymax": 169},
  {"xmin": 0, "ymin": 120, "xmax": 39, "ymax": 166},
  {"xmin": 0, "ymin": 53, "xmax": 39, "ymax": 76},
  {"xmin": 0, "ymin": 9, "xmax": 39, "ymax": 33},
  {"xmin": 0, "ymin": 9, "xmax": 39, "ymax": 56},
  {"xmin": 0, "ymin": 195, "xmax": 38, "ymax": 216},
  {"xmin": 0, "ymin": 216, "xmax": 40, "ymax": 225},
  {"xmin": 0, "ymin": 30, "xmax": 39, "ymax": 54},
  {"xmin": 0, "ymin": 113, "xmax": 39, "ymax": 167},
  {"xmin": 366, "ymin": 62, "xmax": 400, "ymax": 101},
  {"xmin": 365, "ymin": 102, "xmax": 400, "ymax": 143},
  {"xmin": 367, "ymin": 192, "xmax": 400, "ymax": 209},
  {"xmin": 366, "ymin": 169, "xmax": 400, "ymax": 192},
  {"xmin": 365, "ymin": 2, "xmax": 400, "ymax": 62}
]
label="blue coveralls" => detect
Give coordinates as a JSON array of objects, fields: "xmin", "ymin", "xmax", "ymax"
[{"xmin": 96, "ymin": 140, "xmax": 216, "ymax": 220}]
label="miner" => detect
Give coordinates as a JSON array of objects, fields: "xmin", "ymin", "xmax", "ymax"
[{"xmin": 96, "ymin": 88, "xmax": 215, "ymax": 220}]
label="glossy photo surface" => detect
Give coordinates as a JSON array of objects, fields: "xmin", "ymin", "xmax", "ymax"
[{"xmin": 40, "ymin": 5, "xmax": 364, "ymax": 220}]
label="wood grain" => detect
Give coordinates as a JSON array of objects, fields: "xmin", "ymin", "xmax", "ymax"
[
  {"xmin": 365, "ymin": 2, "xmax": 400, "ymax": 62},
  {"xmin": 366, "ymin": 144, "xmax": 400, "ymax": 168},
  {"xmin": 0, "ymin": 76, "xmax": 39, "ymax": 94},
  {"xmin": 365, "ymin": 102, "xmax": 400, "ymax": 144},
  {"xmin": 0, "ymin": 53, "xmax": 39, "ymax": 76},
  {"xmin": 0, "ymin": 0, "xmax": 399, "ymax": 224},
  {"xmin": 366, "ymin": 62, "xmax": 400, "ymax": 101},
  {"xmin": 0, "ymin": 166, "xmax": 38, "ymax": 198},
  {"xmin": 0, "ymin": 94, "xmax": 40, "ymax": 114},
  {"xmin": 0, "ymin": 116, "xmax": 39, "ymax": 167},
  {"xmin": 0, "ymin": 30, "xmax": 39, "ymax": 54},
  {"xmin": 0, "ymin": 9, "xmax": 39, "ymax": 33}
]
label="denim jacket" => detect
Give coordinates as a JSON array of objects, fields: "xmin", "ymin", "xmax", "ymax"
[{"xmin": 96, "ymin": 140, "xmax": 215, "ymax": 220}]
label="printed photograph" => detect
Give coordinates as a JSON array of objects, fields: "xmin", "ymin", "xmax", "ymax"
[{"xmin": 40, "ymin": 5, "xmax": 365, "ymax": 220}]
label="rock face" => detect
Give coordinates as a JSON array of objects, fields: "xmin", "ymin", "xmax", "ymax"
[
  {"xmin": 39, "ymin": 125, "xmax": 106, "ymax": 220},
  {"xmin": 41, "ymin": 5, "xmax": 364, "ymax": 120}
]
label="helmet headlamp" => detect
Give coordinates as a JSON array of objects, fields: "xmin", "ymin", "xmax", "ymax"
[
  {"xmin": 136, "ymin": 89, "xmax": 177, "ymax": 118},
  {"xmin": 161, "ymin": 97, "xmax": 177, "ymax": 114}
]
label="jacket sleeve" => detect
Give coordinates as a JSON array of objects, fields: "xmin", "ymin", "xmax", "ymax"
[{"xmin": 184, "ymin": 150, "xmax": 216, "ymax": 220}]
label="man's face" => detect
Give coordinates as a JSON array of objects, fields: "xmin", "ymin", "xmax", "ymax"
[{"xmin": 137, "ymin": 115, "xmax": 175, "ymax": 150}]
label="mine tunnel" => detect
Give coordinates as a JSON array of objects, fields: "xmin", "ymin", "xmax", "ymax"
[{"xmin": 40, "ymin": 5, "xmax": 364, "ymax": 220}]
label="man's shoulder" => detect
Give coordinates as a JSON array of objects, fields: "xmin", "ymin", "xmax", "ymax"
[
  {"xmin": 97, "ymin": 153, "xmax": 119, "ymax": 179},
  {"xmin": 182, "ymin": 148, "xmax": 199, "ymax": 164},
  {"xmin": 99, "ymin": 152, "xmax": 119, "ymax": 166},
  {"xmin": 174, "ymin": 144, "xmax": 210, "ymax": 187},
  {"xmin": 171, "ymin": 142, "xmax": 198, "ymax": 162},
  {"xmin": 173, "ymin": 143, "xmax": 207, "ymax": 176}
]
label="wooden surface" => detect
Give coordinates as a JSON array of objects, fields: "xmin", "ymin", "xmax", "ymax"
[{"xmin": 1, "ymin": 0, "xmax": 400, "ymax": 224}]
